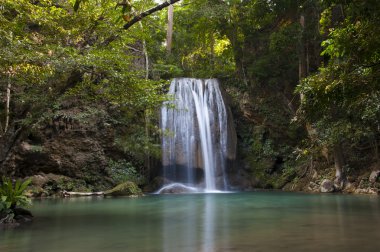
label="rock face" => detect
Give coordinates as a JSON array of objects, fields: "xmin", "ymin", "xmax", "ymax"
[
  {"xmin": 320, "ymin": 179, "xmax": 334, "ymax": 193},
  {"xmin": 2, "ymin": 107, "xmax": 124, "ymax": 192}
]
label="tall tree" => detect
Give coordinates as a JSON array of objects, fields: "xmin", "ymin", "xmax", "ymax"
[
  {"xmin": 0, "ymin": 0, "xmax": 165, "ymax": 174},
  {"xmin": 297, "ymin": 0, "xmax": 380, "ymax": 182},
  {"xmin": 166, "ymin": 4, "xmax": 174, "ymax": 54}
]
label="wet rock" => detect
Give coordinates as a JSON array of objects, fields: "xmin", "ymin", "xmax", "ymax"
[
  {"xmin": 320, "ymin": 179, "xmax": 334, "ymax": 193},
  {"xmin": 0, "ymin": 207, "xmax": 33, "ymax": 229},
  {"xmin": 156, "ymin": 183, "xmax": 198, "ymax": 194},
  {"xmin": 369, "ymin": 170, "xmax": 380, "ymax": 184},
  {"xmin": 13, "ymin": 208, "xmax": 33, "ymax": 223}
]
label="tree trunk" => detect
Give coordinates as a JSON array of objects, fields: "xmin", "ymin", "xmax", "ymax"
[
  {"xmin": 137, "ymin": 21, "xmax": 149, "ymax": 79},
  {"xmin": 372, "ymin": 137, "xmax": 379, "ymax": 163},
  {"xmin": 299, "ymin": 14, "xmax": 317, "ymax": 139},
  {"xmin": 210, "ymin": 32, "xmax": 215, "ymax": 71},
  {"xmin": 166, "ymin": 4, "xmax": 174, "ymax": 54},
  {"xmin": 144, "ymin": 110, "xmax": 151, "ymax": 181},
  {"xmin": 4, "ymin": 75, "xmax": 11, "ymax": 134},
  {"xmin": 142, "ymin": 38, "xmax": 149, "ymax": 79},
  {"xmin": 123, "ymin": 0, "xmax": 180, "ymax": 30},
  {"xmin": 299, "ymin": 15, "xmax": 307, "ymax": 81}
]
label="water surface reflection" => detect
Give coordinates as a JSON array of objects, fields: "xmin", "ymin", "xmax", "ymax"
[{"xmin": 1, "ymin": 192, "xmax": 380, "ymax": 252}]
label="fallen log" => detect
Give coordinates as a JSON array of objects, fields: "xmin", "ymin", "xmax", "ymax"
[
  {"xmin": 62, "ymin": 191, "xmax": 104, "ymax": 197},
  {"xmin": 62, "ymin": 181, "xmax": 143, "ymax": 197}
]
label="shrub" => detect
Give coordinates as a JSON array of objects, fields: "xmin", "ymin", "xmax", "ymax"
[{"xmin": 107, "ymin": 159, "xmax": 146, "ymax": 185}]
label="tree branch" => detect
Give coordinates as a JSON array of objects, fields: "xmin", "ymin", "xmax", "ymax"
[{"xmin": 123, "ymin": 0, "xmax": 181, "ymax": 30}]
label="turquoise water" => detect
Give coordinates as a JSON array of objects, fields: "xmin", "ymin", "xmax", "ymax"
[{"xmin": 1, "ymin": 192, "xmax": 380, "ymax": 252}]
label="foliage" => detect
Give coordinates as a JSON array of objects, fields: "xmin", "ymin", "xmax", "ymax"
[
  {"xmin": 296, "ymin": 0, "xmax": 380, "ymax": 149},
  {"xmin": 0, "ymin": 0, "xmax": 166, "ymax": 178},
  {"xmin": 0, "ymin": 0, "xmax": 164, "ymax": 129},
  {"xmin": 0, "ymin": 177, "xmax": 31, "ymax": 212},
  {"xmin": 107, "ymin": 159, "xmax": 146, "ymax": 185},
  {"xmin": 0, "ymin": 0, "xmax": 379, "ymax": 189},
  {"xmin": 148, "ymin": 0, "xmax": 236, "ymax": 79}
]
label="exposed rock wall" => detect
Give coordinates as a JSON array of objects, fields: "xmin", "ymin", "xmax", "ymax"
[{"xmin": 1, "ymin": 107, "xmax": 126, "ymax": 193}]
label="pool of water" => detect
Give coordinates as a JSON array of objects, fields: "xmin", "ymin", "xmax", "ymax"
[{"xmin": 1, "ymin": 192, "xmax": 380, "ymax": 252}]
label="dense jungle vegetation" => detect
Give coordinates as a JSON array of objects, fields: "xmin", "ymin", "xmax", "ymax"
[{"xmin": 0, "ymin": 0, "xmax": 379, "ymax": 197}]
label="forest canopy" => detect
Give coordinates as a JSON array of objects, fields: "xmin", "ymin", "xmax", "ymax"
[{"xmin": 0, "ymin": 0, "xmax": 379, "ymax": 191}]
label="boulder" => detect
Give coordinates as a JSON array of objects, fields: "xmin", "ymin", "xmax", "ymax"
[
  {"xmin": 105, "ymin": 181, "xmax": 142, "ymax": 197},
  {"xmin": 320, "ymin": 179, "xmax": 334, "ymax": 193},
  {"xmin": 369, "ymin": 170, "xmax": 380, "ymax": 184},
  {"xmin": 13, "ymin": 208, "xmax": 33, "ymax": 223}
]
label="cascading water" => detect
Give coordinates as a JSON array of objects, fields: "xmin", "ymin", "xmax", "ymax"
[{"xmin": 160, "ymin": 78, "xmax": 232, "ymax": 192}]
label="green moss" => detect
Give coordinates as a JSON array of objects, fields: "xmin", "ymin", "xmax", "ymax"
[{"xmin": 105, "ymin": 182, "xmax": 142, "ymax": 197}]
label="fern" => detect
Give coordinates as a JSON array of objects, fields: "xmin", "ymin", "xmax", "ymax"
[{"xmin": 0, "ymin": 177, "xmax": 31, "ymax": 210}]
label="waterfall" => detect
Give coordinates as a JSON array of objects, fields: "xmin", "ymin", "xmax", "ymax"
[{"xmin": 161, "ymin": 78, "xmax": 230, "ymax": 191}]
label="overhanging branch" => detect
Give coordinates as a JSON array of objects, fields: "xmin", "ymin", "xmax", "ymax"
[{"xmin": 123, "ymin": 0, "xmax": 181, "ymax": 30}]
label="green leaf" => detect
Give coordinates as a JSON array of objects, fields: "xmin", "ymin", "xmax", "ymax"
[
  {"xmin": 18, "ymin": 179, "xmax": 31, "ymax": 195},
  {"xmin": 14, "ymin": 179, "xmax": 21, "ymax": 194}
]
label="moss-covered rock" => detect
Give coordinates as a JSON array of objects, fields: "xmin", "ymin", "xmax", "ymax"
[{"xmin": 104, "ymin": 181, "xmax": 142, "ymax": 197}]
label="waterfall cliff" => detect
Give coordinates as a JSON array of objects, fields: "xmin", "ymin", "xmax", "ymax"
[{"xmin": 161, "ymin": 78, "xmax": 235, "ymax": 192}]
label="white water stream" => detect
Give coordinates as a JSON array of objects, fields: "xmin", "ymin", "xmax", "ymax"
[{"xmin": 161, "ymin": 78, "xmax": 229, "ymax": 191}]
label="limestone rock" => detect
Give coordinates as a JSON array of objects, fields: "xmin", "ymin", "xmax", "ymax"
[
  {"xmin": 2, "ymin": 106, "xmax": 120, "ymax": 192},
  {"xmin": 354, "ymin": 188, "xmax": 379, "ymax": 195},
  {"xmin": 308, "ymin": 181, "xmax": 319, "ymax": 192},
  {"xmin": 320, "ymin": 179, "xmax": 334, "ymax": 193},
  {"xmin": 369, "ymin": 170, "xmax": 380, "ymax": 184}
]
